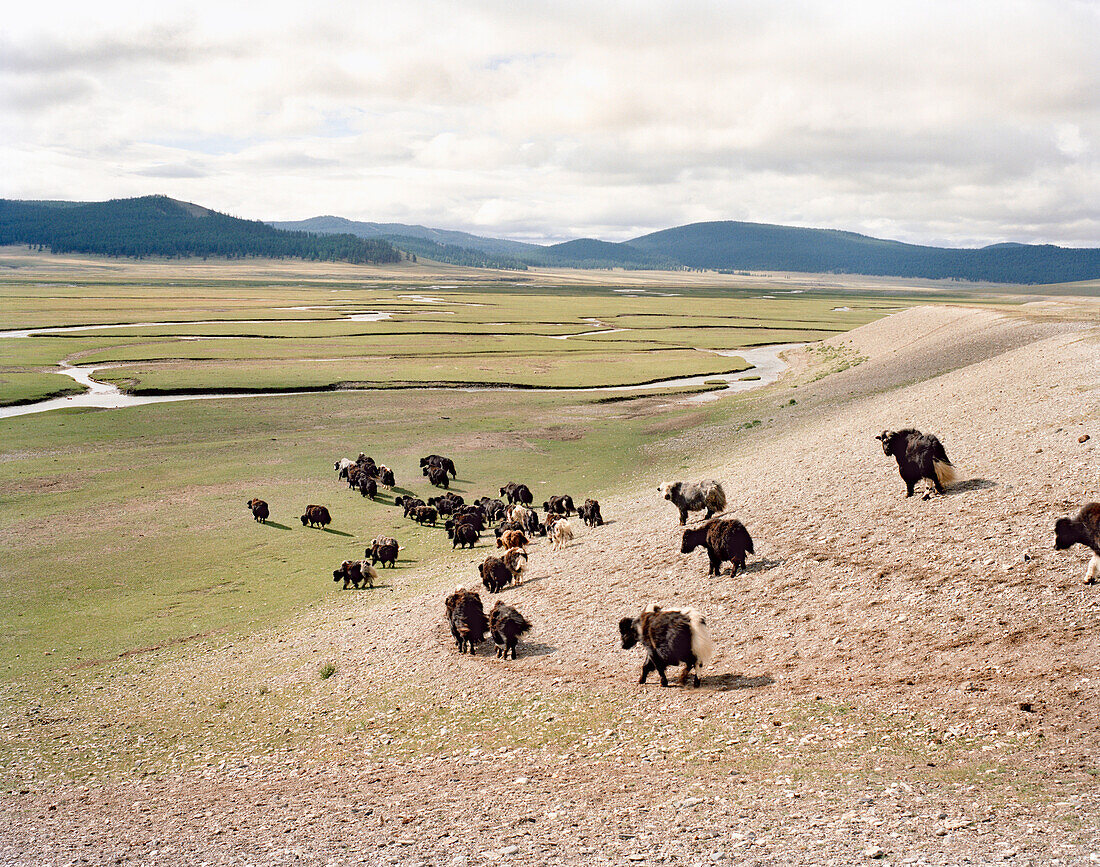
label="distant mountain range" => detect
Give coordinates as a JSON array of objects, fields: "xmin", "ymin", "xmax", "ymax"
[
  {"xmin": 274, "ymin": 215, "xmax": 1100, "ymax": 284},
  {"xmin": 1, "ymin": 196, "xmax": 1096, "ymax": 283},
  {"xmin": 0, "ymin": 197, "xmax": 401, "ymax": 264}
]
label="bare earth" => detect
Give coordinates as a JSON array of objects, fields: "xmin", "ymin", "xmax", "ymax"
[{"xmin": 2, "ymin": 301, "xmax": 1099, "ymax": 866}]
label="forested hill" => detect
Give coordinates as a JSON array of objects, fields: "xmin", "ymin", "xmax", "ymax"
[
  {"xmin": 0, "ymin": 197, "xmax": 402, "ymax": 264},
  {"xmin": 625, "ymin": 221, "xmax": 1100, "ymax": 284}
]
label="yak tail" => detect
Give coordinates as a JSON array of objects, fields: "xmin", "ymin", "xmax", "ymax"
[
  {"xmin": 933, "ymin": 460, "xmax": 958, "ymax": 487},
  {"xmin": 744, "ymin": 527, "xmax": 755, "ymax": 556},
  {"xmin": 683, "ymin": 608, "xmax": 715, "ymax": 670},
  {"xmin": 709, "ymin": 483, "xmax": 727, "ymax": 514}
]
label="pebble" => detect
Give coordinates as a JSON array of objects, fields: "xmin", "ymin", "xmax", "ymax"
[{"xmin": 864, "ymin": 845, "xmax": 886, "ymax": 858}]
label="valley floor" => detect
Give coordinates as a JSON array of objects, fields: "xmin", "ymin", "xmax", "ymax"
[{"xmin": 2, "ymin": 301, "xmax": 1099, "ymax": 866}]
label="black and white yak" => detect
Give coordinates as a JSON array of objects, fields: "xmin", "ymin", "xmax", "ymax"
[
  {"xmin": 1055, "ymin": 502, "xmax": 1100, "ymax": 585},
  {"xmin": 445, "ymin": 588, "xmax": 488, "ymax": 654},
  {"xmin": 681, "ymin": 519, "xmax": 754, "ymax": 577},
  {"xmin": 658, "ymin": 480, "xmax": 726, "ymax": 525},
  {"xmin": 876, "ymin": 428, "xmax": 958, "ymax": 498},
  {"xmin": 489, "ymin": 601, "xmax": 532, "ymax": 659},
  {"xmin": 618, "ymin": 605, "xmax": 714, "ymax": 688}
]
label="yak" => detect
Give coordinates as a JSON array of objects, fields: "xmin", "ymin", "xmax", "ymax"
[
  {"xmin": 445, "ymin": 588, "xmax": 488, "ymax": 654},
  {"xmin": 1055, "ymin": 502, "xmax": 1100, "ymax": 584},
  {"xmin": 246, "ymin": 498, "xmax": 269, "ymax": 523},
  {"xmin": 681, "ymin": 519, "xmax": 754, "ymax": 577},
  {"xmin": 659, "ymin": 480, "xmax": 727, "ymax": 525},
  {"xmin": 619, "ymin": 605, "xmax": 714, "ymax": 688},
  {"xmin": 876, "ymin": 428, "xmax": 958, "ymax": 498},
  {"xmin": 490, "ymin": 601, "xmax": 532, "ymax": 660}
]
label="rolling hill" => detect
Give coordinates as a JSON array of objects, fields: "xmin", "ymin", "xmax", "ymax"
[
  {"xmin": 0, "ymin": 197, "xmax": 402, "ymax": 264},
  {"xmin": 624, "ymin": 221, "xmax": 1100, "ymax": 284}
]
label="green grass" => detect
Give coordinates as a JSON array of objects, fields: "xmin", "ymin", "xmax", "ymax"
[{"xmin": 0, "ymin": 370, "xmax": 85, "ymax": 404}]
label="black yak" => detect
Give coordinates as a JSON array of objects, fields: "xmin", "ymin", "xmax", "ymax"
[
  {"xmin": 358, "ymin": 476, "xmax": 377, "ymax": 499},
  {"xmin": 479, "ymin": 550, "xmax": 526, "ymax": 593},
  {"xmin": 500, "ymin": 483, "xmax": 533, "ymax": 506},
  {"xmin": 876, "ymin": 428, "xmax": 958, "ymax": 497},
  {"xmin": 445, "ymin": 588, "xmax": 488, "ymax": 654},
  {"xmin": 427, "ymin": 465, "xmax": 450, "ymax": 489},
  {"xmin": 490, "ymin": 601, "xmax": 532, "ymax": 659},
  {"xmin": 301, "ymin": 505, "xmax": 331, "ymax": 528},
  {"xmin": 1055, "ymin": 502, "xmax": 1100, "ymax": 584},
  {"xmin": 618, "ymin": 605, "xmax": 714, "ymax": 688},
  {"xmin": 412, "ymin": 505, "xmax": 438, "ymax": 525},
  {"xmin": 452, "ymin": 522, "xmax": 479, "ymax": 549},
  {"xmin": 421, "ymin": 455, "xmax": 457, "ymax": 478},
  {"xmin": 578, "ymin": 498, "xmax": 604, "ymax": 527},
  {"xmin": 246, "ymin": 498, "xmax": 269, "ymax": 523},
  {"xmin": 659, "ymin": 480, "xmax": 726, "ymax": 525},
  {"xmin": 681, "ymin": 518, "xmax": 754, "ymax": 577}
]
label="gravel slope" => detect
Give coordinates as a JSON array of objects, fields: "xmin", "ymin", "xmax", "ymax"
[{"xmin": 2, "ymin": 301, "xmax": 1099, "ymax": 866}]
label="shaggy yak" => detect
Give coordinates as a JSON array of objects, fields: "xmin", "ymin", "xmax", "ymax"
[
  {"xmin": 618, "ymin": 605, "xmax": 714, "ymax": 688},
  {"xmin": 301, "ymin": 505, "xmax": 331, "ymax": 528},
  {"xmin": 496, "ymin": 529, "xmax": 528, "ymax": 551},
  {"xmin": 479, "ymin": 549, "xmax": 527, "ymax": 593},
  {"xmin": 358, "ymin": 476, "xmax": 377, "ymax": 499},
  {"xmin": 369, "ymin": 537, "xmax": 399, "ymax": 568},
  {"xmin": 549, "ymin": 518, "xmax": 574, "ymax": 551},
  {"xmin": 578, "ymin": 498, "xmax": 604, "ymax": 527},
  {"xmin": 334, "ymin": 458, "xmax": 355, "ymax": 479},
  {"xmin": 412, "ymin": 505, "xmax": 438, "ymax": 525},
  {"xmin": 658, "ymin": 480, "xmax": 727, "ymax": 525},
  {"xmin": 452, "ymin": 522, "xmax": 479, "ymax": 549},
  {"xmin": 876, "ymin": 429, "xmax": 958, "ymax": 497},
  {"xmin": 1055, "ymin": 502, "xmax": 1100, "ymax": 584},
  {"xmin": 681, "ymin": 519, "xmax": 754, "ymax": 577},
  {"xmin": 378, "ymin": 466, "xmax": 396, "ymax": 489},
  {"xmin": 489, "ymin": 601, "xmax": 532, "ymax": 659},
  {"xmin": 445, "ymin": 588, "xmax": 488, "ymax": 654},
  {"xmin": 400, "ymin": 497, "xmax": 426, "ymax": 518},
  {"xmin": 333, "ymin": 559, "xmax": 377, "ymax": 589},
  {"xmin": 543, "ymin": 495, "xmax": 576, "ymax": 516},
  {"xmin": 427, "ymin": 465, "xmax": 450, "ymax": 489},
  {"xmin": 246, "ymin": 498, "xmax": 269, "ymax": 523},
  {"xmin": 421, "ymin": 455, "xmax": 457, "ymax": 479},
  {"xmin": 500, "ymin": 483, "xmax": 534, "ymax": 506}
]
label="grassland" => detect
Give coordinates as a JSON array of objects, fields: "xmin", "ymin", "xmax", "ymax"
[{"xmin": 0, "ymin": 250, "xmax": 1040, "ymax": 683}]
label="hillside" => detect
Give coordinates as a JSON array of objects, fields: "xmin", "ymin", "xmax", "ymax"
[
  {"xmin": 0, "ymin": 197, "xmax": 402, "ymax": 264},
  {"xmin": 3, "ymin": 301, "xmax": 1098, "ymax": 863},
  {"xmin": 625, "ymin": 221, "xmax": 1100, "ymax": 284},
  {"xmin": 270, "ymin": 215, "xmax": 536, "ymax": 269}
]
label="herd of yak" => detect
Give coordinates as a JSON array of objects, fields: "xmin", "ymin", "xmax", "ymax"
[{"xmin": 246, "ymin": 428, "xmax": 1100, "ymax": 688}]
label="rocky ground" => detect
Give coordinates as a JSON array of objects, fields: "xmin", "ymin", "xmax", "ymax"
[{"xmin": 2, "ymin": 301, "xmax": 1099, "ymax": 866}]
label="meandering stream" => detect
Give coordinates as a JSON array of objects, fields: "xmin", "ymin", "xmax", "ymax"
[{"xmin": 0, "ymin": 342, "xmax": 801, "ymax": 419}]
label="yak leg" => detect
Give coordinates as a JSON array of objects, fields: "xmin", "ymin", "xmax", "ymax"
[
  {"xmin": 656, "ymin": 664, "xmax": 670, "ymax": 687},
  {"xmin": 1085, "ymin": 555, "xmax": 1100, "ymax": 585},
  {"xmin": 679, "ymin": 506, "xmax": 688, "ymax": 525},
  {"xmin": 708, "ymin": 552, "xmax": 722, "ymax": 576},
  {"xmin": 639, "ymin": 659, "xmax": 655, "ymax": 684},
  {"xmin": 509, "ymin": 639, "xmax": 518, "ymax": 660},
  {"xmin": 905, "ymin": 480, "xmax": 915, "ymax": 497}
]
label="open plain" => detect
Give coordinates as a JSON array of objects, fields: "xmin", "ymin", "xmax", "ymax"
[{"xmin": 1, "ymin": 254, "xmax": 1098, "ymax": 865}]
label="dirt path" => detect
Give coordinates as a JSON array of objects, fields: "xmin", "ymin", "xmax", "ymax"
[{"xmin": 2, "ymin": 302, "xmax": 1099, "ymax": 866}]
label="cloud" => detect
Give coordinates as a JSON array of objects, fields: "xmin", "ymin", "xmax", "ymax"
[{"xmin": 1, "ymin": 0, "xmax": 1097, "ymax": 247}]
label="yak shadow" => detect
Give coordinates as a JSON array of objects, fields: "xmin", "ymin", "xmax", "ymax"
[
  {"xmin": 516, "ymin": 642, "xmax": 556, "ymax": 658},
  {"xmin": 320, "ymin": 528, "xmax": 355, "ymax": 537},
  {"xmin": 260, "ymin": 521, "xmax": 292, "ymax": 530},
  {"xmin": 502, "ymin": 573, "xmax": 552, "ymax": 591},
  {"xmin": 703, "ymin": 672, "xmax": 775, "ymax": 691},
  {"xmin": 943, "ymin": 477, "xmax": 997, "ymax": 496},
  {"xmin": 742, "ymin": 557, "xmax": 784, "ymax": 574}
]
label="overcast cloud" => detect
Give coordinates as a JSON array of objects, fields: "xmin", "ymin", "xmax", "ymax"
[{"xmin": 2, "ymin": 0, "xmax": 1098, "ymax": 246}]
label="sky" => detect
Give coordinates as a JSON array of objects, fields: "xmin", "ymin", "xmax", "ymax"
[{"xmin": 2, "ymin": 0, "xmax": 1098, "ymax": 247}]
